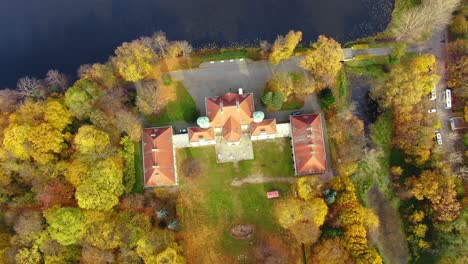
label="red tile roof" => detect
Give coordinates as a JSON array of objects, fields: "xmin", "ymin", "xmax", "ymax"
[
  {"xmin": 250, "ymin": 119, "xmax": 277, "ymax": 136},
  {"xmin": 205, "ymin": 93, "xmax": 254, "ymax": 142},
  {"xmin": 290, "ymin": 114, "xmax": 327, "ymax": 175},
  {"xmin": 188, "ymin": 127, "xmax": 215, "ymax": 142},
  {"xmin": 142, "ymin": 127, "xmax": 176, "ymax": 186}
]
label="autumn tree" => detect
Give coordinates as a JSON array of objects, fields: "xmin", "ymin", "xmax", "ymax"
[
  {"xmin": 371, "ymin": 54, "xmax": 439, "ymax": 163},
  {"xmin": 12, "ymin": 211, "xmax": 44, "ymax": 246},
  {"xmin": 300, "ymin": 35, "xmax": 344, "ymax": 88},
  {"xmin": 269, "ymin": 30, "xmax": 302, "ymax": 65},
  {"xmin": 136, "ymin": 230, "xmax": 175, "ymax": 263},
  {"xmin": 15, "ymin": 246, "xmax": 41, "ymax": 264},
  {"xmin": 265, "ymin": 71, "xmax": 294, "ymax": 99},
  {"xmin": 450, "ymin": 14, "xmax": 468, "ymax": 35},
  {"xmin": 156, "ymin": 245, "xmax": 185, "ymax": 264},
  {"xmin": 135, "ymin": 80, "xmax": 158, "ymax": 115},
  {"xmin": 75, "ymin": 157, "xmax": 124, "ymax": 211},
  {"xmin": 309, "ymin": 237, "xmax": 352, "ymax": 264},
  {"xmin": 447, "ymin": 39, "xmax": 468, "ymax": 100},
  {"xmin": 79, "ymin": 63, "xmax": 121, "ymax": 89},
  {"xmin": 406, "ymin": 170, "xmax": 461, "ymax": 222},
  {"xmin": 113, "ymin": 41, "xmax": 153, "ymax": 82},
  {"xmin": 82, "ymin": 211, "xmax": 122, "ymax": 250},
  {"xmin": 331, "ymin": 175, "xmax": 383, "ymax": 263},
  {"xmin": 2, "ymin": 100, "xmax": 72, "ymax": 165},
  {"xmin": 80, "ymin": 246, "xmax": 115, "ymax": 264},
  {"xmin": 37, "ymin": 179, "xmax": 75, "ymax": 209},
  {"xmin": 73, "ymin": 125, "xmax": 112, "ymax": 160},
  {"xmin": 44, "ymin": 207, "xmax": 84, "ymax": 246},
  {"xmin": 275, "ymin": 197, "xmax": 328, "ymax": 244}
]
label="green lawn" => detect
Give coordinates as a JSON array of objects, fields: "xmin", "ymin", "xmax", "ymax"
[
  {"xmin": 176, "ymin": 138, "xmax": 295, "ymax": 259},
  {"xmin": 143, "ymin": 82, "xmax": 199, "ymax": 126},
  {"xmin": 132, "ymin": 141, "xmax": 144, "ymax": 193}
]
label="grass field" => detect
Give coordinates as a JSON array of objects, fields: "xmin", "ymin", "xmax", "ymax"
[
  {"xmin": 175, "ymin": 139, "xmax": 299, "ymax": 262},
  {"xmin": 143, "ymin": 82, "xmax": 199, "ymax": 126},
  {"xmin": 132, "ymin": 141, "xmax": 144, "ymax": 193}
]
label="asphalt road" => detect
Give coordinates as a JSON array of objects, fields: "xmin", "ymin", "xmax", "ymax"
[{"xmin": 169, "ymin": 57, "xmax": 333, "ymax": 177}]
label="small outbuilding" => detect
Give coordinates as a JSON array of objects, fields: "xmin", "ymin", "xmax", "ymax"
[{"xmin": 266, "ymin": 191, "xmax": 280, "ymax": 199}]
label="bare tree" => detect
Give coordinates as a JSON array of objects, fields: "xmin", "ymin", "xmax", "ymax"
[
  {"xmin": 448, "ymin": 152, "xmax": 463, "ymax": 164},
  {"xmin": 392, "ymin": 0, "xmax": 461, "ymax": 42},
  {"xmin": 45, "ymin": 69, "xmax": 68, "ymax": 91},
  {"xmin": 0, "ymin": 89, "xmax": 21, "ymax": 112},
  {"xmin": 456, "ymin": 166, "xmax": 468, "ymax": 181},
  {"xmin": 17, "ymin": 77, "xmax": 44, "ymax": 99},
  {"xmin": 152, "ymin": 31, "xmax": 169, "ymax": 58},
  {"xmin": 77, "ymin": 64, "xmax": 93, "ymax": 78},
  {"xmin": 259, "ymin": 40, "xmax": 271, "ymax": 54},
  {"xmin": 175, "ymin": 40, "xmax": 193, "ymax": 57},
  {"xmin": 446, "ymin": 131, "xmax": 460, "ymax": 141}
]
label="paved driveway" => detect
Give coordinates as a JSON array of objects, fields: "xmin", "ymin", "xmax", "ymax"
[
  {"xmin": 169, "ymin": 56, "xmax": 321, "ymax": 123},
  {"xmin": 169, "ymin": 56, "xmax": 333, "ymax": 177}
]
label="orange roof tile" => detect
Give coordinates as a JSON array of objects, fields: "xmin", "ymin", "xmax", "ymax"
[
  {"xmin": 223, "ymin": 116, "xmax": 242, "ymax": 142},
  {"xmin": 188, "ymin": 127, "xmax": 215, "ymax": 142},
  {"xmin": 142, "ymin": 127, "xmax": 176, "ymax": 186},
  {"xmin": 290, "ymin": 114, "xmax": 327, "ymax": 175},
  {"xmin": 205, "ymin": 93, "xmax": 254, "ymax": 142},
  {"xmin": 250, "ymin": 119, "xmax": 277, "ymax": 136}
]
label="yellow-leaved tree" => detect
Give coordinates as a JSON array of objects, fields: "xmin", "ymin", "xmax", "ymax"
[
  {"xmin": 269, "ymin": 30, "xmax": 302, "ymax": 65},
  {"xmin": 300, "ymin": 35, "xmax": 344, "ymax": 88},
  {"xmin": 113, "ymin": 41, "xmax": 153, "ymax": 82}
]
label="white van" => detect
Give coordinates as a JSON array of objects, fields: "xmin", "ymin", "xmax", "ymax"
[{"xmin": 445, "ymin": 89, "xmax": 452, "ymax": 109}]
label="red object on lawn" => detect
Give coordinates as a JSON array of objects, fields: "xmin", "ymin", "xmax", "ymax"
[{"xmin": 266, "ymin": 191, "xmax": 280, "ymax": 199}]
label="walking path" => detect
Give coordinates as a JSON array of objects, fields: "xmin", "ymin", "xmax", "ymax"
[{"xmin": 231, "ymin": 175, "xmax": 297, "ymax": 187}]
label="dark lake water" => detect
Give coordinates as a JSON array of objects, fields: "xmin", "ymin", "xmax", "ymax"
[{"xmin": 0, "ymin": 0, "xmax": 393, "ymax": 87}]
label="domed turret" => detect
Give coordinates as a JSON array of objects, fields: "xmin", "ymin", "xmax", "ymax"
[
  {"xmin": 197, "ymin": 116, "xmax": 210, "ymax": 128},
  {"xmin": 253, "ymin": 111, "xmax": 265, "ymax": 123}
]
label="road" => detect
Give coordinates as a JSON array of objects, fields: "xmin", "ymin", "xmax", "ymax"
[{"xmin": 409, "ymin": 28, "xmax": 459, "ymax": 156}]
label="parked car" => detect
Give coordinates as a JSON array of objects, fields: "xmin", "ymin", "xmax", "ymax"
[
  {"xmin": 179, "ymin": 128, "xmax": 187, "ymax": 133},
  {"xmin": 291, "ymin": 111, "xmax": 302, "ymax": 116},
  {"xmin": 435, "ymin": 131, "xmax": 443, "ymax": 145},
  {"xmin": 430, "ymin": 90, "xmax": 436, "ymax": 100},
  {"xmin": 428, "ymin": 108, "xmax": 437, "ymax": 113}
]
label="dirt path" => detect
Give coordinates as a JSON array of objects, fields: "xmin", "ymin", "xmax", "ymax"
[
  {"xmin": 367, "ymin": 185, "xmax": 409, "ymax": 264},
  {"xmin": 231, "ymin": 175, "xmax": 297, "ymax": 187}
]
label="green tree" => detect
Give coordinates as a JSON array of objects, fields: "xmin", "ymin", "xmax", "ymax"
[
  {"xmin": 118, "ymin": 136, "xmax": 136, "ymax": 194},
  {"xmin": 261, "ymin": 92, "xmax": 273, "ymax": 107},
  {"xmin": 271, "ymin": 92, "xmax": 285, "ymax": 110},
  {"xmin": 269, "ymin": 30, "xmax": 302, "ymax": 65},
  {"xmin": 64, "ymin": 79, "xmax": 101, "ymax": 120},
  {"xmin": 44, "ymin": 207, "xmax": 84, "ymax": 246}
]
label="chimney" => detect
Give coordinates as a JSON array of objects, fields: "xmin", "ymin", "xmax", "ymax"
[
  {"xmin": 236, "ymin": 100, "xmax": 240, "ymax": 110},
  {"xmin": 220, "ymin": 102, "xmax": 224, "ymax": 112}
]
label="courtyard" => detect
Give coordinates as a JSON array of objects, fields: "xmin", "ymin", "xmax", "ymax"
[
  {"xmin": 215, "ymin": 134, "xmax": 254, "ymax": 163},
  {"xmin": 175, "ymin": 138, "xmax": 300, "ymax": 263}
]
